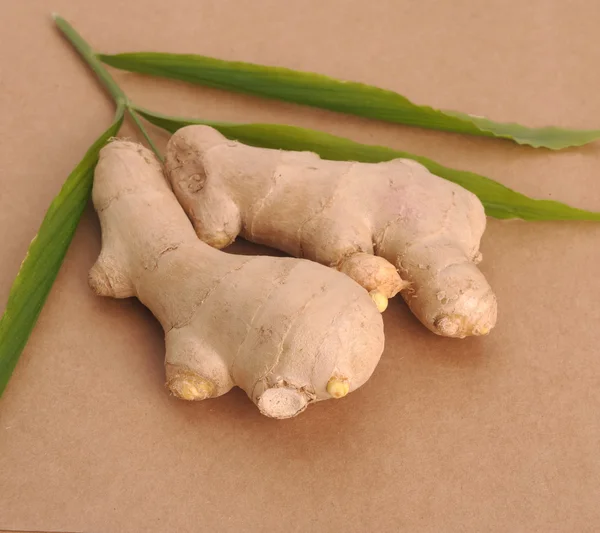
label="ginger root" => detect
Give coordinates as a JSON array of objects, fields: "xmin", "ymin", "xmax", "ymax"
[
  {"xmin": 165, "ymin": 126, "xmax": 497, "ymax": 338},
  {"xmin": 89, "ymin": 140, "xmax": 385, "ymax": 419}
]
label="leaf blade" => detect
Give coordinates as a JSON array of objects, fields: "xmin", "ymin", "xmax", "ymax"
[
  {"xmin": 102, "ymin": 52, "xmax": 600, "ymax": 149},
  {"xmin": 136, "ymin": 107, "xmax": 600, "ymax": 221},
  {"xmin": 0, "ymin": 117, "xmax": 123, "ymax": 397}
]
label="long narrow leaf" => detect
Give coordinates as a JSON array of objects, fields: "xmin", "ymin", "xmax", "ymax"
[
  {"xmin": 102, "ymin": 52, "xmax": 600, "ymax": 150},
  {"xmin": 0, "ymin": 117, "xmax": 123, "ymax": 397},
  {"xmin": 136, "ymin": 107, "xmax": 600, "ymax": 221}
]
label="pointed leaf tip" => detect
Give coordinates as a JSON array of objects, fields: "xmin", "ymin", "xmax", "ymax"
[
  {"xmin": 102, "ymin": 52, "xmax": 600, "ymax": 150},
  {"xmin": 133, "ymin": 107, "xmax": 600, "ymax": 222},
  {"xmin": 0, "ymin": 117, "xmax": 123, "ymax": 398}
]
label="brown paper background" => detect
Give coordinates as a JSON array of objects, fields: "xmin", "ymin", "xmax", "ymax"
[{"xmin": 1, "ymin": 1, "xmax": 600, "ymax": 532}]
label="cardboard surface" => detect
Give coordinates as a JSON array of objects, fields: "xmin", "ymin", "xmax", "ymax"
[{"xmin": 1, "ymin": 1, "xmax": 599, "ymax": 531}]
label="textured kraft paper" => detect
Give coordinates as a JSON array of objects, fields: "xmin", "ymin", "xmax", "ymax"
[{"xmin": 1, "ymin": 1, "xmax": 600, "ymax": 532}]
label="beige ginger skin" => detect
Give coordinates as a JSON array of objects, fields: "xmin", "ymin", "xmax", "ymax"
[
  {"xmin": 164, "ymin": 126, "xmax": 497, "ymax": 338},
  {"xmin": 89, "ymin": 140, "xmax": 385, "ymax": 419}
]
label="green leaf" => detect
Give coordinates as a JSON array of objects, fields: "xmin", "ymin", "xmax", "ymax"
[
  {"xmin": 0, "ymin": 117, "xmax": 123, "ymax": 398},
  {"xmin": 136, "ymin": 107, "xmax": 600, "ymax": 221},
  {"xmin": 101, "ymin": 52, "xmax": 600, "ymax": 150}
]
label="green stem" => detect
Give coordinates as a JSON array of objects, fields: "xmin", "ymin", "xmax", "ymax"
[
  {"xmin": 53, "ymin": 14, "xmax": 127, "ymax": 111},
  {"xmin": 129, "ymin": 109, "xmax": 163, "ymax": 161},
  {"xmin": 53, "ymin": 14, "xmax": 162, "ymax": 160}
]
